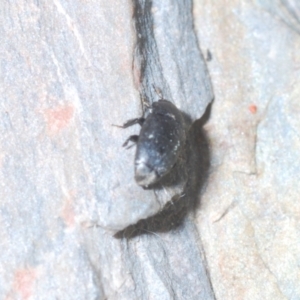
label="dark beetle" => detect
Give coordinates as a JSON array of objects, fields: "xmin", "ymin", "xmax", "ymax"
[{"xmin": 119, "ymin": 99, "xmax": 186, "ymax": 187}]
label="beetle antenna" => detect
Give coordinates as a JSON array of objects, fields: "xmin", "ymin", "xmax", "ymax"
[
  {"xmin": 140, "ymin": 93, "xmax": 151, "ymax": 115},
  {"xmin": 152, "ymin": 85, "xmax": 164, "ymax": 100},
  {"xmin": 142, "ymin": 96, "xmax": 151, "ymax": 109}
]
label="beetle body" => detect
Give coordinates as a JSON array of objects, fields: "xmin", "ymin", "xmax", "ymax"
[{"xmin": 122, "ymin": 100, "xmax": 186, "ymax": 187}]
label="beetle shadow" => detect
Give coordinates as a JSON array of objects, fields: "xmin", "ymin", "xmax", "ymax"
[{"xmin": 114, "ymin": 103, "xmax": 212, "ymax": 239}]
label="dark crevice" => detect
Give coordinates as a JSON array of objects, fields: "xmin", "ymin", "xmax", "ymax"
[{"xmin": 132, "ymin": 0, "xmax": 171, "ymax": 107}]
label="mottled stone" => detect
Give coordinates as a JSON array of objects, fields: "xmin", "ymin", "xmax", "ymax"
[
  {"xmin": 0, "ymin": 0, "xmax": 214, "ymax": 299},
  {"xmin": 194, "ymin": 0, "xmax": 300, "ymax": 299}
]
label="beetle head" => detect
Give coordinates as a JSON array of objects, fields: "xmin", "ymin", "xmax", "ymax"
[{"xmin": 134, "ymin": 159, "xmax": 158, "ymax": 187}]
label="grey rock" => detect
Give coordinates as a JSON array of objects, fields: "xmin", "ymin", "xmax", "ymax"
[
  {"xmin": 0, "ymin": 0, "xmax": 214, "ymax": 299},
  {"xmin": 194, "ymin": 0, "xmax": 300, "ymax": 299}
]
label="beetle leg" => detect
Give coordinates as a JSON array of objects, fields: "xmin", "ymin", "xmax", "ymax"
[
  {"xmin": 113, "ymin": 118, "xmax": 145, "ymax": 128},
  {"xmin": 122, "ymin": 135, "xmax": 139, "ymax": 149}
]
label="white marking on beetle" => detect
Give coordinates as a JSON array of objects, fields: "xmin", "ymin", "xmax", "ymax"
[{"xmin": 166, "ymin": 113, "xmax": 176, "ymax": 119}]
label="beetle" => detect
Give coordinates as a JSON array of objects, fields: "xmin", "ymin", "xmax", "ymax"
[{"xmin": 118, "ymin": 95, "xmax": 186, "ymax": 187}]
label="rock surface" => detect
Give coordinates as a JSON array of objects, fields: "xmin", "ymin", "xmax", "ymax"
[
  {"xmin": 1, "ymin": 0, "xmax": 299, "ymax": 299},
  {"xmin": 194, "ymin": 0, "xmax": 300, "ymax": 299},
  {"xmin": 0, "ymin": 0, "xmax": 213, "ymax": 299}
]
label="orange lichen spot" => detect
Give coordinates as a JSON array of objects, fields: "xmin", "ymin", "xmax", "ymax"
[
  {"xmin": 12, "ymin": 268, "xmax": 37, "ymax": 300},
  {"xmin": 248, "ymin": 104, "xmax": 257, "ymax": 114},
  {"xmin": 44, "ymin": 104, "xmax": 74, "ymax": 135}
]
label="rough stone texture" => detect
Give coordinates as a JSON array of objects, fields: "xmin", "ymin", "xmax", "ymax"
[
  {"xmin": 194, "ymin": 0, "xmax": 300, "ymax": 299},
  {"xmin": 0, "ymin": 0, "xmax": 214, "ymax": 299},
  {"xmin": 2, "ymin": 0, "xmax": 298, "ymax": 299}
]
